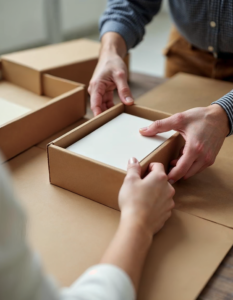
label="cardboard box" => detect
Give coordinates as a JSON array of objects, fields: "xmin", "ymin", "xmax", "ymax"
[
  {"xmin": 48, "ymin": 103, "xmax": 183, "ymax": 210},
  {"xmin": 1, "ymin": 39, "xmax": 130, "ymax": 95},
  {"xmin": 8, "ymin": 146, "xmax": 233, "ymax": 300},
  {"xmin": 137, "ymin": 73, "xmax": 233, "ymax": 228},
  {"xmin": 36, "ymin": 117, "xmax": 89, "ymax": 151},
  {"xmin": 0, "ymin": 61, "xmax": 86, "ymax": 162}
]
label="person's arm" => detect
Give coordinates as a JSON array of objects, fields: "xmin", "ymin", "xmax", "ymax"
[
  {"xmin": 101, "ymin": 158, "xmax": 175, "ymax": 289},
  {"xmin": 0, "ymin": 155, "xmax": 174, "ymax": 300},
  {"xmin": 99, "ymin": 0, "xmax": 162, "ymax": 51},
  {"xmin": 88, "ymin": 0, "xmax": 162, "ymax": 116},
  {"xmin": 139, "ymin": 98, "xmax": 231, "ymax": 182},
  {"xmin": 63, "ymin": 158, "xmax": 175, "ymax": 297},
  {"xmin": 212, "ymin": 90, "xmax": 233, "ymax": 136}
]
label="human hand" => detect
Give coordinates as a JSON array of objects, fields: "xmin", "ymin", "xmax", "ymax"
[
  {"xmin": 119, "ymin": 158, "xmax": 175, "ymax": 238},
  {"xmin": 139, "ymin": 104, "xmax": 230, "ymax": 183},
  {"xmin": 88, "ymin": 33, "xmax": 134, "ymax": 116}
]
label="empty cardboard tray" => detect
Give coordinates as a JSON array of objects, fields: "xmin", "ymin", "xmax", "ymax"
[{"xmin": 0, "ymin": 61, "xmax": 86, "ymax": 162}]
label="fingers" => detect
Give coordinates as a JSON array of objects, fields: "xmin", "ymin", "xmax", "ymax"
[
  {"xmin": 149, "ymin": 162, "xmax": 165, "ymax": 173},
  {"xmin": 91, "ymin": 93, "xmax": 103, "ymax": 117},
  {"xmin": 89, "ymin": 79, "xmax": 115, "ymax": 116},
  {"xmin": 184, "ymin": 151, "xmax": 215, "ymax": 179},
  {"xmin": 139, "ymin": 112, "xmax": 184, "ymax": 136},
  {"xmin": 169, "ymin": 143, "xmax": 216, "ymax": 181},
  {"xmin": 144, "ymin": 162, "xmax": 166, "ymax": 183},
  {"xmin": 145, "ymin": 162, "xmax": 176, "ymax": 201},
  {"xmin": 170, "ymin": 159, "xmax": 178, "ymax": 167},
  {"xmin": 89, "ymin": 86, "xmax": 114, "ymax": 116},
  {"xmin": 101, "ymin": 92, "xmax": 114, "ymax": 112},
  {"xmin": 126, "ymin": 157, "xmax": 141, "ymax": 180},
  {"xmin": 89, "ymin": 82, "xmax": 106, "ymax": 117},
  {"xmin": 103, "ymin": 91, "xmax": 114, "ymax": 110},
  {"xmin": 113, "ymin": 71, "xmax": 134, "ymax": 106},
  {"xmin": 168, "ymin": 142, "xmax": 198, "ymax": 183},
  {"xmin": 183, "ymin": 160, "xmax": 205, "ymax": 179},
  {"xmin": 170, "ymin": 146, "xmax": 184, "ymax": 166},
  {"xmin": 89, "ymin": 72, "xmax": 133, "ymax": 116},
  {"xmin": 144, "ymin": 163, "xmax": 168, "ymax": 185}
]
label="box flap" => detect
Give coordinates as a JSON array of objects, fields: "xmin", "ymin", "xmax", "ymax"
[{"xmin": 137, "ymin": 73, "xmax": 233, "ymax": 114}]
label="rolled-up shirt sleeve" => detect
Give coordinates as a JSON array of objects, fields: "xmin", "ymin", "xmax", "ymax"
[
  {"xmin": 99, "ymin": 0, "xmax": 162, "ymax": 50},
  {"xmin": 212, "ymin": 90, "xmax": 233, "ymax": 136}
]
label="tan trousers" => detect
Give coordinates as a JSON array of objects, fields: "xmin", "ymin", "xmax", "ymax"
[{"xmin": 164, "ymin": 27, "xmax": 233, "ymax": 82}]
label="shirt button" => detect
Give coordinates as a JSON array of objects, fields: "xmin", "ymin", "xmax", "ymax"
[
  {"xmin": 208, "ymin": 46, "xmax": 214, "ymax": 52},
  {"xmin": 210, "ymin": 21, "xmax": 216, "ymax": 28}
]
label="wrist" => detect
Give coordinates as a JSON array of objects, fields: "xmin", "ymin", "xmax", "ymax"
[
  {"xmin": 119, "ymin": 214, "xmax": 153, "ymax": 247},
  {"xmin": 101, "ymin": 32, "xmax": 127, "ymax": 58},
  {"xmin": 208, "ymin": 104, "xmax": 230, "ymax": 136}
]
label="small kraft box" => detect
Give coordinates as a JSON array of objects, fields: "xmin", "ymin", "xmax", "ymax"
[
  {"xmin": 1, "ymin": 39, "xmax": 130, "ymax": 95},
  {"xmin": 0, "ymin": 61, "xmax": 86, "ymax": 162},
  {"xmin": 47, "ymin": 103, "xmax": 183, "ymax": 210}
]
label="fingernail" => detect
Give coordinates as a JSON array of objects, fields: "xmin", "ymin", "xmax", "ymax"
[
  {"xmin": 129, "ymin": 157, "xmax": 138, "ymax": 164},
  {"xmin": 125, "ymin": 97, "xmax": 134, "ymax": 103},
  {"xmin": 168, "ymin": 179, "xmax": 175, "ymax": 185},
  {"xmin": 140, "ymin": 127, "xmax": 148, "ymax": 132}
]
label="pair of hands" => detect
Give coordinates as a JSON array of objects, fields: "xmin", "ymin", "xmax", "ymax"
[
  {"xmin": 89, "ymin": 37, "xmax": 229, "ymax": 235},
  {"xmin": 88, "ymin": 50, "xmax": 229, "ymax": 184},
  {"xmin": 119, "ymin": 99, "xmax": 229, "ymax": 236},
  {"xmin": 119, "ymin": 158, "xmax": 175, "ymax": 238}
]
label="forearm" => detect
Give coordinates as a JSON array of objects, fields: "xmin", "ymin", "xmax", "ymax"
[
  {"xmin": 100, "ymin": 32, "xmax": 127, "ymax": 59},
  {"xmin": 100, "ymin": 0, "xmax": 162, "ymax": 50},
  {"xmin": 100, "ymin": 216, "xmax": 152, "ymax": 290}
]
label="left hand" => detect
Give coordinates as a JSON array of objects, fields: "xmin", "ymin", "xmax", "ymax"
[{"xmin": 139, "ymin": 104, "xmax": 230, "ymax": 183}]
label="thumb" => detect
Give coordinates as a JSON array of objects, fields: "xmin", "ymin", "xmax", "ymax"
[
  {"xmin": 126, "ymin": 157, "xmax": 141, "ymax": 179},
  {"xmin": 114, "ymin": 71, "xmax": 134, "ymax": 106},
  {"xmin": 139, "ymin": 113, "xmax": 184, "ymax": 136}
]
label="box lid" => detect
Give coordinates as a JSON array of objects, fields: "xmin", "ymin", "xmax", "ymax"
[{"xmin": 1, "ymin": 39, "xmax": 100, "ymax": 72}]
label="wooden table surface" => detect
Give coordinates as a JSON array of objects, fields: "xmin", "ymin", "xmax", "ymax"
[{"xmin": 86, "ymin": 72, "xmax": 233, "ymax": 300}]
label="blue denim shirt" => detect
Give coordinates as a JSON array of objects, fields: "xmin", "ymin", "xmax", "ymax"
[{"xmin": 100, "ymin": 0, "xmax": 233, "ymax": 135}]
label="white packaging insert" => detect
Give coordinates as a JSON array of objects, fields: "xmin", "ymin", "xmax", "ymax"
[
  {"xmin": 0, "ymin": 97, "xmax": 31, "ymax": 126},
  {"xmin": 67, "ymin": 113, "xmax": 175, "ymax": 171}
]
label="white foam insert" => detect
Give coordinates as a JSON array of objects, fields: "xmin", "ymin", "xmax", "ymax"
[{"xmin": 67, "ymin": 113, "xmax": 175, "ymax": 171}]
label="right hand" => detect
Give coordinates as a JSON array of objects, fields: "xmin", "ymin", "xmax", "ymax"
[
  {"xmin": 88, "ymin": 34, "xmax": 134, "ymax": 116},
  {"xmin": 119, "ymin": 158, "xmax": 175, "ymax": 238}
]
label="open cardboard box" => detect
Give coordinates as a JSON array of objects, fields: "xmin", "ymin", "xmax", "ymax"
[
  {"xmin": 0, "ymin": 61, "xmax": 86, "ymax": 162},
  {"xmin": 1, "ymin": 39, "xmax": 130, "ymax": 95},
  {"xmin": 48, "ymin": 103, "xmax": 183, "ymax": 210}
]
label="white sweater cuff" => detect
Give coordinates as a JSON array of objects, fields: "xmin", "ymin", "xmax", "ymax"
[{"xmin": 62, "ymin": 264, "xmax": 135, "ymax": 300}]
